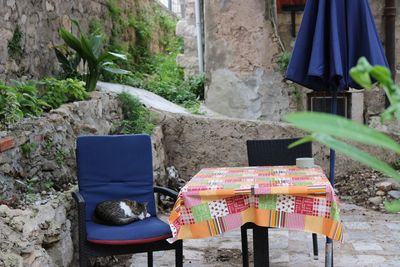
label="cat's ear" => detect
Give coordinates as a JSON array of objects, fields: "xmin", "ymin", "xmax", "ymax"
[{"xmin": 144, "ymin": 202, "xmax": 148, "ymax": 207}]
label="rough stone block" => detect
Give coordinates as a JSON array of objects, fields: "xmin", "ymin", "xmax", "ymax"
[
  {"xmin": 375, "ymin": 181, "xmax": 393, "ymax": 192},
  {"xmin": 388, "ymin": 190, "xmax": 400, "ymax": 199}
]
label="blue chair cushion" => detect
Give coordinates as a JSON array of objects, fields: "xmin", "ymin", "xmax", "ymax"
[{"xmin": 86, "ymin": 216, "xmax": 172, "ymax": 245}]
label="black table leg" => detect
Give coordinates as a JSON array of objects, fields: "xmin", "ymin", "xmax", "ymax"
[
  {"xmin": 325, "ymin": 237, "xmax": 333, "ymax": 267},
  {"xmin": 253, "ymin": 226, "xmax": 269, "ymax": 267}
]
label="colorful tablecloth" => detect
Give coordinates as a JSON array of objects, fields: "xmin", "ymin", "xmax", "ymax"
[{"xmin": 168, "ymin": 166, "xmax": 343, "ymax": 242}]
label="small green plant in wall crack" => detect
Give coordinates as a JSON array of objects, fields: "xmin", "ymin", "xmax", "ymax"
[
  {"xmin": 21, "ymin": 142, "xmax": 38, "ymax": 156},
  {"xmin": 8, "ymin": 25, "xmax": 24, "ymax": 60},
  {"xmin": 55, "ymin": 148, "xmax": 67, "ymax": 166}
]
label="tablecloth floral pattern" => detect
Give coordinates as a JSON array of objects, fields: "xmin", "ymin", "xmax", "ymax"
[{"xmin": 168, "ymin": 166, "xmax": 343, "ymax": 242}]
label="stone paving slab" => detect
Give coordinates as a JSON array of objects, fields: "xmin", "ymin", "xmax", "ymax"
[{"xmin": 125, "ymin": 203, "xmax": 399, "ymax": 267}]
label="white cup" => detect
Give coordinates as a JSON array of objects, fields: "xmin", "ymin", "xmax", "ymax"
[{"xmin": 296, "ymin": 157, "xmax": 314, "ymax": 168}]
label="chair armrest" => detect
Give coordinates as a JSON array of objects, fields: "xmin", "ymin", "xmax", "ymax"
[
  {"xmin": 72, "ymin": 190, "xmax": 85, "ymax": 205},
  {"xmin": 153, "ymin": 186, "xmax": 179, "ymax": 201},
  {"xmin": 72, "ymin": 191, "xmax": 87, "ymax": 242}
]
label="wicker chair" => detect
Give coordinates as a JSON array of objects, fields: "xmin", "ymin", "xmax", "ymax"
[
  {"xmin": 241, "ymin": 138, "xmax": 318, "ymax": 266},
  {"xmin": 73, "ymin": 134, "xmax": 183, "ymax": 267}
]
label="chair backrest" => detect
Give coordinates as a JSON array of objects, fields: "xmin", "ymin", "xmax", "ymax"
[
  {"xmin": 76, "ymin": 135, "xmax": 156, "ymax": 221},
  {"xmin": 246, "ymin": 138, "xmax": 312, "ymax": 166}
]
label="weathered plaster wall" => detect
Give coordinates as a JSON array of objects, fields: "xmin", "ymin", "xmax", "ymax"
[
  {"xmin": 203, "ymin": 0, "xmax": 295, "ymax": 121},
  {"xmin": 0, "ymin": 0, "xmax": 173, "ymax": 81},
  {"xmin": 176, "ymin": 0, "xmax": 198, "ymax": 77}
]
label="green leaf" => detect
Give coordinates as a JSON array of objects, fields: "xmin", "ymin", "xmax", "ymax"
[
  {"xmin": 311, "ymin": 133, "xmax": 400, "ymax": 182},
  {"xmin": 285, "ymin": 112, "xmax": 400, "ymax": 154},
  {"xmin": 103, "ymin": 66, "xmax": 131, "ymax": 75},
  {"xmin": 59, "ymin": 28, "xmax": 85, "ymax": 56},
  {"xmin": 89, "ymin": 35, "xmax": 103, "ymax": 58},
  {"xmin": 70, "ymin": 18, "xmax": 82, "ymax": 32},
  {"xmin": 108, "ymin": 51, "xmax": 127, "ymax": 60},
  {"xmin": 54, "ymin": 47, "xmax": 72, "ymax": 69},
  {"xmin": 384, "ymin": 199, "xmax": 400, "ymax": 213},
  {"xmin": 288, "ymin": 136, "xmax": 314, "ymax": 149},
  {"xmin": 79, "ymin": 34, "xmax": 97, "ymax": 64},
  {"xmin": 370, "ymin": 65, "xmax": 392, "ymax": 86},
  {"xmin": 349, "ymin": 57, "xmax": 373, "ymax": 89}
]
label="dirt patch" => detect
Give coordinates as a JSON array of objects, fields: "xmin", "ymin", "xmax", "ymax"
[
  {"xmin": 204, "ymin": 248, "xmax": 245, "ymax": 265},
  {"xmin": 335, "ymin": 168, "xmax": 400, "ymax": 212}
]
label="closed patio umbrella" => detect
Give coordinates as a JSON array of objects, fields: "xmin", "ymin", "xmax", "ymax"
[{"xmin": 285, "ymin": 0, "xmax": 388, "ymax": 266}]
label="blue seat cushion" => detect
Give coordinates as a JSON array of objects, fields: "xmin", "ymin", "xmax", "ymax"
[{"xmin": 86, "ymin": 217, "xmax": 172, "ymax": 245}]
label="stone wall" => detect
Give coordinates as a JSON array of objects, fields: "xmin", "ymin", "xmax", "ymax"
[
  {"xmin": 0, "ymin": 92, "xmax": 169, "ymax": 266},
  {"xmin": 0, "ymin": 92, "xmax": 122, "ymax": 204},
  {"xmin": 160, "ymin": 112, "xmax": 398, "ymax": 181},
  {"xmin": 0, "ymin": 0, "xmax": 174, "ymax": 81}
]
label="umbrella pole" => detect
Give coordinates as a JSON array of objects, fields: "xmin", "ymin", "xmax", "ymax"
[{"xmin": 325, "ymin": 90, "xmax": 338, "ymax": 267}]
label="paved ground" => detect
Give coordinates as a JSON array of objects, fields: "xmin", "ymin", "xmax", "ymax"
[{"xmin": 125, "ymin": 202, "xmax": 400, "ymax": 267}]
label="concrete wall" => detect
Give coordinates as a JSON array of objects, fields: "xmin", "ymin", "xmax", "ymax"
[{"xmin": 160, "ymin": 112, "xmax": 398, "ymax": 181}]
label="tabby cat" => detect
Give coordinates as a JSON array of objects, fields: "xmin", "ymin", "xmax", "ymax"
[{"xmin": 93, "ymin": 199, "xmax": 150, "ymax": 226}]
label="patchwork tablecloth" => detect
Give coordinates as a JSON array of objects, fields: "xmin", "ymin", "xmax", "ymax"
[{"xmin": 168, "ymin": 166, "xmax": 343, "ymax": 242}]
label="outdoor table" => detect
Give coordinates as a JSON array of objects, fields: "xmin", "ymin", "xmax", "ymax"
[{"xmin": 168, "ymin": 166, "xmax": 343, "ymax": 266}]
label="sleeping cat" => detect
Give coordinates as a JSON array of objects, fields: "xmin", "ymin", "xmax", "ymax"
[{"xmin": 93, "ymin": 199, "xmax": 151, "ymax": 226}]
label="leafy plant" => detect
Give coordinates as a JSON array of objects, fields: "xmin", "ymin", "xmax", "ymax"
[
  {"xmin": 21, "ymin": 142, "xmax": 38, "ymax": 156},
  {"xmin": 115, "ymin": 92, "xmax": 155, "ymax": 134},
  {"xmin": 0, "ymin": 86, "xmax": 23, "ymax": 124},
  {"xmin": 39, "ymin": 78, "xmax": 88, "ymax": 109},
  {"xmin": 54, "ymin": 45, "xmax": 81, "ymax": 79},
  {"xmin": 277, "ymin": 51, "xmax": 291, "ymax": 73},
  {"xmin": 7, "ymin": 25, "xmax": 24, "ymax": 60},
  {"xmin": 55, "ymin": 149, "xmax": 67, "ymax": 166},
  {"xmin": 43, "ymin": 138, "xmax": 54, "ymax": 151},
  {"xmin": 0, "ymin": 81, "xmax": 49, "ymax": 125},
  {"xmin": 188, "ymin": 73, "xmax": 205, "ymax": 100},
  {"xmin": 89, "ymin": 18, "xmax": 105, "ymax": 37},
  {"xmin": 42, "ymin": 179, "xmax": 54, "ymax": 192},
  {"xmin": 58, "ymin": 19, "xmax": 130, "ymax": 91},
  {"xmin": 26, "ymin": 177, "xmax": 39, "ymax": 194},
  {"xmin": 285, "ymin": 57, "xmax": 400, "ymax": 213},
  {"xmin": 10, "ymin": 80, "xmax": 49, "ymax": 116}
]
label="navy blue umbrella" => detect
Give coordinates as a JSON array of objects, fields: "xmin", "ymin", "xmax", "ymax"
[
  {"xmin": 287, "ymin": 0, "xmax": 388, "ymax": 93},
  {"xmin": 286, "ymin": 1, "xmax": 388, "ymax": 265}
]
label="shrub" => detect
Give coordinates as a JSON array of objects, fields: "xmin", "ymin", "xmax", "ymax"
[
  {"xmin": 115, "ymin": 92, "xmax": 154, "ymax": 134},
  {"xmin": 0, "ymin": 78, "xmax": 89, "ymax": 126},
  {"xmin": 277, "ymin": 51, "xmax": 291, "ymax": 73},
  {"xmin": 0, "ymin": 81, "xmax": 49, "ymax": 125},
  {"xmin": 39, "ymin": 78, "xmax": 89, "ymax": 110}
]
